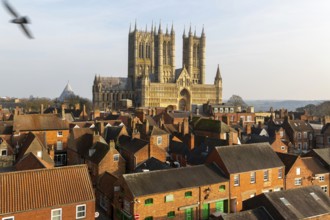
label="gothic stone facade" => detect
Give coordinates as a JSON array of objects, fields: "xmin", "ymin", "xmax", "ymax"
[{"xmin": 93, "ymin": 23, "xmax": 223, "ymax": 111}]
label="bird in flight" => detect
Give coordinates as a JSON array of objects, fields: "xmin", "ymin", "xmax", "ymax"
[{"xmin": 2, "ymin": 0, "xmax": 33, "ymax": 39}]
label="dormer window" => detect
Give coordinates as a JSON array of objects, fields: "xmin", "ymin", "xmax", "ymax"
[
  {"xmin": 113, "ymin": 154, "xmax": 119, "ymax": 162},
  {"xmin": 1, "ymin": 149, "xmax": 7, "ymax": 156}
]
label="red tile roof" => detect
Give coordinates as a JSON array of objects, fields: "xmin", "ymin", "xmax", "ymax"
[
  {"xmin": 13, "ymin": 114, "xmax": 69, "ymax": 131},
  {"xmin": 0, "ymin": 165, "xmax": 94, "ymax": 215}
]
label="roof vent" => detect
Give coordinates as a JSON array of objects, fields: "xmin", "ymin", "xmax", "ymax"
[
  {"xmin": 280, "ymin": 197, "xmax": 291, "ymax": 206},
  {"xmin": 142, "ymin": 169, "xmax": 149, "ymax": 172}
]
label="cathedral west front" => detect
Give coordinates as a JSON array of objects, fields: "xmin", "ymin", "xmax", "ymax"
[{"xmin": 93, "ymin": 23, "xmax": 223, "ymax": 111}]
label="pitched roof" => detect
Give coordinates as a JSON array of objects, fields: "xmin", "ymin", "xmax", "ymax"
[
  {"xmin": 86, "ymin": 141, "xmax": 110, "ymax": 164},
  {"xmin": 302, "ymin": 157, "xmax": 329, "ymax": 175},
  {"xmin": 222, "ymin": 206, "xmax": 274, "ymax": 220},
  {"xmin": 121, "ymin": 138, "xmax": 149, "ymax": 153},
  {"xmin": 97, "ymin": 172, "xmax": 118, "ymax": 197},
  {"xmin": 150, "ymin": 126, "xmax": 168, "ymax": 136},
  {"xmin": 0, "ymin": 165, "xmax": 94, "ymax": 215},
  {"xmin": 310, "ymin": 148, "xmax": 330, "ymax": 167},
  {"xmin": 13, "ymin": 114, "xmax": 69, "ymax": 131},
  {"xmin": 276, "ymin": 153, "xmax": 298, "ymax": 175},
  {"xmin": 134, "ymin": 157, "xmax": 171, "ymax": 173},
  {"xmin": 15, "ymin": 152, "xmax": 54, "ymax": 170},
  {"xmin": 213, "ymin": 143, "xmax": 284, "ymax": 174},
  {"xmin": 263, "ymin": 186, "xmax": 330, "ymax": 219},
  {"xmin": 58, "ymin": 82, "xmax": 75, "ymax": 102},
  {"xmin": 288, "ymin": 120, "xmax": 313, "ymax": 132},
  {"xmin": 194, "ymin": 118, "xmax": 232, "ymax": 133},
  {"xmin": 123, "ymin": 164, "xmax": 228, "ymax": 197}
]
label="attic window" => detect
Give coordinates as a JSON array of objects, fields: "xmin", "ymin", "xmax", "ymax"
[
  {"xmin": 280, "ymin": 197, "xmax": 291, "ymax": 206},
  {"xmin": 57, "ymin": 131, "xmax": 63, "ymax": 137},
  {"xmin": 1, "ymin": 149, "xmax": 7, "ymax": 156}
]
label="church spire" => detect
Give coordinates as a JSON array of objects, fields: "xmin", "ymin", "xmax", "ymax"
[
  {"xmin": 166, "ymin": 24, "xmax": 168, "ymax": 35},
  {"xmin": 158, "ymin": 20, "xmax": 162, "ymax": 34},
  {"xmin": 151, "ymin": 21, "xmax": 154, "ymax": 33},
  {"xmin": 129, "ymin": 23, "xmax": 131, "ymax": 33},
  {"xmin": 183, "ymin": 25, "xmax": 186, "ymax": 37},
  {"xmin": 215, "ymin": 64, "xmax": 222, "ymax": 80},
  {"xmin": 171, "ymin": 22, "xmax": 174, "ymax": 35},
  {"xmin": 134, "ymin": 19, "xmax": 137, "ymax": 31},
  {"xmin": 189, "ymin": 23, "xmax": 192, "ymax": 36},
  {"xmin": 201, "ymin": 24, "xmax": 205, "ymax": 37}
]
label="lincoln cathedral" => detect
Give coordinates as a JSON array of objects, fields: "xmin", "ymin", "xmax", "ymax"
[{"xmin": 93, "ymin": 23, "xmax": 223, "ymax": 111}]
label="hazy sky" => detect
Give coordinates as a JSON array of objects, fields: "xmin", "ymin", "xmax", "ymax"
[{"xmin": 1, "ymin": 0, "xmax": 329, "ymax": 100}]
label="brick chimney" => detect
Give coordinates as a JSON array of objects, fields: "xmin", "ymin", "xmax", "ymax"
[
  {"xmin": 227, "ymin": 132, "xmax": 234, "ymax": 145},
  {"xmin": 144, "ymin": 119, "xmax": 149, "ymax": 135},
  {"xmin": 132, "ymin": 129, "xmax": 140, "ymax": 139},
  {"xmin": 40, "ymin": 104, "xmax": 44, "ymax": 114},
  {"xmin": 246, "ymin": 124, "xmax": 252, "ymax": 135},
  {"xmin": 182, "ymin": 118, "xmax": 189, "ymax": 136},
  {"xmin": 75, "ymin": 103, "xmax": 80, "ymax": 110},
  {"xmin": 14, "ymin": 106, "xmax": 19, "ymax": 116},
  {"xmin": 61, "ymin": 105, "xmax": 65, "ymax": 120},
  {"xmin": 187, "ymin": 133, "xmax": 195, "ymax": 151}
]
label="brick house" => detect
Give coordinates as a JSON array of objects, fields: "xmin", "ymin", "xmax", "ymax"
[
  {"xmin": 206, "ymin": 143, "xmax": 285, "ymax": 212},
  {"xmin": 282, "ymin": 118, "xmax": 314, "ymax": 153},
  {"xmin": 243, "ymin": 186, "xmax": 330, "ymax": 220},
  {"xmin": 84, "ymin": 139, "xmax": 125, "ymax": 185},
  {"xmin": 320, "ymin": 123, "xmax": 330, "ymax": 148},
  {"xmin": 96, "ymin": 171, "xmax": 119, "ymax": 218},
  {"xmin": 0, "ymin": 165, "xmax": 95, "ymax": 220},
  {"xmin": 113, "ymin": 164, "xmax": 229, "ymax": 220},
  {"xmin": 247, "ymin": 130, "xmax": 288, "ymax": 153},
  {"xmin": 306, "ymin": 148, "xmax": 330, "ymax": 170},
  {"xmin": 277, "ymin": 153, "xmax": 329, "ymax": 195},
  {"xmin": 13, "ymin": 114, "xmax": 70, "ymax": 166},
  {"xmin": 67, "ymin": 128, "xmax": 94, "ymax": 165},
  {"xmin": 0, "ymin": 136, "xmax": 14, "ymax": 167},
  {"xmin": 15, "ymin": 152, "xmax": 54, "ymax": 171},
  {"xmin": 192, "ymin": 118, "xmax": 238, "ymax": 144}
]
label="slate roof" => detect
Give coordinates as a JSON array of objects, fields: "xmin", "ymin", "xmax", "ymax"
[
  {"xmin": 311, "ymin": 148, "xmax": 330, "ymax": 167},
  {"xmin": 276, "ymin": 153, "xmax": 298, "ymax": 175},
  {"xmin": 86, "ymin": 141, "xmax": 110, "ymax": 164},
  {"xmin": 214, "ymin": 143, "xmax": 284, "ymax": 174},
  {"xmin": 302, "ymin": 157, "xmax": 329, "ymax": 174},
  {"xmin": 0, "ymin": 165, "xmax": 94, "ymax": 215},
  {"xmin": 134, "ymin": 157, "xmax": 171, "ymax": 173},
  {"xmin": 221, "ymin": 206, "xmax": 274, "ymax": 220},
  {"xmin": 120, "ymin": 138, "xmax": 149, "ymax": 153},
  {"xmin": 263, "ymin": 186, "xmax": 330, "ymax": 219},
  {"xmin": 150, "ymin": 126, "xmax": 168, "ymax": 136},
  {"xmin": 98, "ymin": 172, "xmax": 118, "ymax": 197},
  {"xmin": 13, "ymin": 114, "xmax": 69, "ymax": 131},
  {"xmin": 58, "ymin": 82, "xmax": 75, "ymax": 102},
  {"xmin": 288, "ymin": 120, "xmax": 313, "ymax": 132},
  {"xmin": 98, "ymin": 76, "xmax": 132, "ymax": 90},
  {"xmin": 123, "ymin": 164, "xmax": 228, "ymax": 197},
  {"xmin": 194, "ymin": 118, "xmax": 232, "ymax": 133},
  {"xmin": 104, "ymin": 126, "xmax": 126, "ymax": 143}
]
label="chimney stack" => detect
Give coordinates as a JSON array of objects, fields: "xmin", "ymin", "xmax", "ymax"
[
  {"xmin": 40, "ymin": 104, "xmax": 44, "ymax": 114},
  {"xmin": 61, "ymin": 105, "xmax": 65, "ymax": 120}
]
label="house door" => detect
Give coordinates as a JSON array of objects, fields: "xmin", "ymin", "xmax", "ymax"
[
  {"xmin": 202, "ymin": 203, "xmax": 209, "ymax": 220},
  {"xmin": 185, "ymin": 208, "xmax": 193, "ymax": 220},
  {"xmin": 230, "ymin": 198, "xmax": 237, "ymax": 213}
]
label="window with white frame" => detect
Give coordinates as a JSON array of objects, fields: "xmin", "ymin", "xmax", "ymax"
[
  {"xmin": 213, "ymin": 108, "xmax": 218, "ymax": 113},
  {"xmin": 294, "ymin": 178, "xmax": 302, "ymax": 185},
  {"xmin": 319, "ymin": 175, "xmax": 325, "ymax": 182},
  {"xmin": 234, "ymin": 174, "xmax": 240, "ymax": 186},
  {"xmin": 57, "ymin": 141, "xmax": 63, "ymax": 151},
  {"xmin": 225, "ymin": 108, "xmax": 228, "ymax": 113},
  {"xmin": 220, "ymin": 108, "xmax": 223, "ymax": 113},
  {"xmin": 247, "ymin": 116, "xmax": 252, "ymax": 122},
  {"xmin": 113, "ymin": 154, "xmax": 119, "ymax": 162},
  {"xmin": 296, "ymin": 168, "xmax": 301, "ymax": 175},
  {"xmin": 250, "ymin": 172, "xmax": 256, "ymax": 184},
  {"xmin": 278, "ymin": 168, "xmax": 283, "ymax": 179},
  {"xmin": 76, "ymin": 204, "xmax": 86, "ymax": 219},
  {"xmin": 309, "ymin": 133, "xmax": 313, "ymax": 140},
  {"xmin": 2, "ymin": 217, "xmax": 14, "ymax": 220},
  {"xmin": 51, "ymin": 208, "xmax": 62, "ymax": 220},
  {"xmin": 280, "ymin": 131, "xmax": 284, "ymax": 137},
  {"xmin": 321, "ymin": 186, "xmax": 328, "ymax": 193},
  {"xmin": 230, "ymin": 108, "xmax": 234, "ymax": 113},
  {"xmin": 280, "ymin": 146, "xmax": 286, "ymax": 151},
  {"xmin": 57, "ymin": 131, "xmax": 63, "ymax": 137},
  {"xmin": 297, "ymin": 143, "xmax": 302, "ymax": 150},
  {"xmin": 157, "ymin": 136, "xmax": 162, "ymax": 145},
  {"xmin": 264, "ymin": 170, "xmax": 269, "ymax": 182},
  {"xmin": 1, "ymin": 149, "xmax": 7, "ymax": 156}
]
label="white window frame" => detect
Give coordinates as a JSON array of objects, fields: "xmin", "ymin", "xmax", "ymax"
[
  {"xmin": 250, "ymin": 172, "xmax": 256, "ymax": 184},
  {"xmin": 278, "ymin": 168, "xmax": 283, "ymax": 179},
  {"xmin": 57, "ymin": 131, "xmax": 63, "ymax": 137},
  {"xmin": 2, "ymin": 217, "xmax": 14, "ymax": 220},
  {"xmin": 1, "ymin": 149, "xmax": 7, "ymax": 156},
  {"xmin": 319, "ymin": 175, "xmax": 325, "ymax": 182},
  {"xmin": 220, "ymin": 108, "xmax": 223, "ymax": 113},
  {"xmin": 280, "ymin": 131, "xmax": 284, "ymax": 137},
  {"xmin": 303, "ymin": 132, "xmax": 307, "ymax": 139},
  {"xmin": 280, "ymin": 146, "xmax": 285, "ymax": 151},
  {"xmin": 297, "ymin": 132, "xmax": 302, "ymax": 139},
  {"xmin": 234, "ymin": 174, "xmax": 240, "ymax": 186},
  {"xmin": 295, "ymin": 178, "xmax": 302, "ymax": 186},
  {"xmin": 321, "ymin": 185, "xmax": 328, "ymax": 193},
  {"xmin": 51, "ymin": 208, "xmax": 62, "ymax": 220},
  {"xmin": 297, "ymin": 143, "xmax": 302, "ymax": 150},
  {"xmin": 247, "ymin": 115, "xmax": 252, "ymax": 122},
  {"xmin": 303, "ymin": 142, "xmax": 308, "ymax": 150},
  {"xmin": 76, "ymin": 204, "xmax": 86, "ymax": 219},
  {"xmin": 264, "ymin": 170, "xmax": 269, "ymax": 182},
  {"xmin": 296, "ymin": 167, "xmax": 301, "ymax": 175},
  {"xmin": 157, "ymin": 136, "xmax": 162, "ymax": 145},
  {"xmin": 57, "ymin": 141, "xmax": 63, "ymax": 151}
]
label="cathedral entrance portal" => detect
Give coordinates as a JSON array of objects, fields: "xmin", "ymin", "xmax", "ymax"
[{"xmin": 179, "ymin": 89, "xmax": 190, "ymax": 111}]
